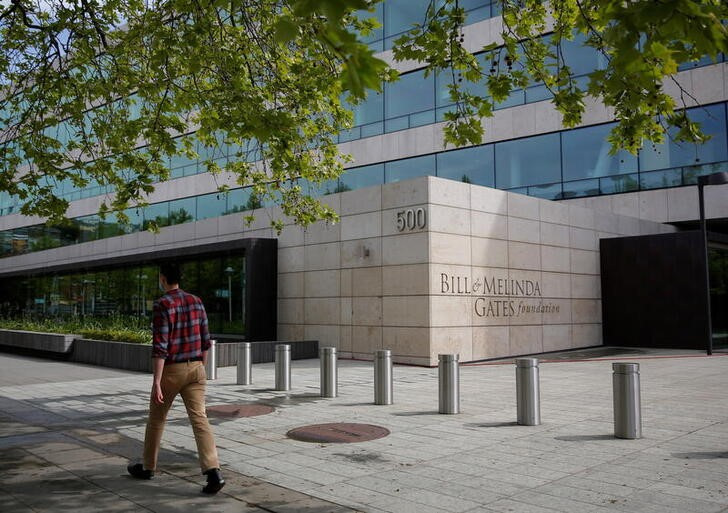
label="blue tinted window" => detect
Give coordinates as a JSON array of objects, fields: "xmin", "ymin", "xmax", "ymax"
[
  {"xmin": 78, "ymin": 216, "xmax": 99, "ymax": 242},
  {"xmin": 461, "ymin": 0, "xmax": 492, "ymax": 23},
  {"xmin": 197, "ymin": 192, "xmax": 227, "ymax": 220},
  {"xmin": 562, "ymin": 123, "xmax": 637, "ymax": 181},
  {"xmin": 143, "ymin": 202, "xmax": 170, "ymax": 229},
  {"xmin": 495, "ymin": 133, "xmax": 561, "ymax": 188},
  {"xmin": 169, "ymin": 136, "xmax": 197, "ymax": 175},
  {"xmin": 348, "ymin": 91, "xmax": 384, "ymax": 126},
  {"xmin": 122, "ymin": 207, "xmax": 143, "ymax": 233},
  {"xmin": 385, "ymin": 69, "xmax": 434, "ymax": 120},
  {"xmin": 528, "ymin": 182, "xmax": 563, "ymax": 200},
  {"xmin": 340, "ymin": 164, "xmax": 384, "ymax": 190},
  {"xmin": 559, "ymin": 33, "xmax": 607, "ymax": 77},
  {"xmin": 436, "ymin": 54, "xmax": 489, "ymax": 109},
  {"xmin": 168, "ymin": 197, "xmax": 196, "ymax": 225},
  {"xmin": 355, "ymin": 3, "xmax": 383, "ymax": 47},
  {"xmin": 437, "ymin": 145, "xmax": 494, "ymax": 186},
  {"xmin": 385, "ymin": 154, "xmax": 435, "ymax": 183},
  {"xmin": 226, "ymin": 188, "xmax": 259, "ymax": 213},
  {"xmin": 384, "ymin": 0, "xmax": 431, "ymax": 48},
  {"xmin": 640, "ymin": 103, "xmax": 728, "ymax": 171}
]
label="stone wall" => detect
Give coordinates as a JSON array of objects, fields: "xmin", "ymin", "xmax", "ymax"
[{"xmin": 277, "ymin": 176, "xmax": 675, "ymax": 365}]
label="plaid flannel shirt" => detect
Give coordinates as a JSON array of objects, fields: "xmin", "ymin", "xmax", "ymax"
[{"xmin": 152, "ymin": 288, "xmax": 211, "ymax": 362}]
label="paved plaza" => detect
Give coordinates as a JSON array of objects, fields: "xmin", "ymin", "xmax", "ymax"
[{"xmin": 0, "ymin": 349, "xmax": 727, "ymax": 512}]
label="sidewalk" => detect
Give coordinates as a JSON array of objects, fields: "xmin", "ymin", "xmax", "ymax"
[{"xmin": 1, "ymin": 349, "xmax": 727, "ymax": 513}]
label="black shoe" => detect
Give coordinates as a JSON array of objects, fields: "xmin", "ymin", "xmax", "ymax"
[
  {"xmin": 202, "ymin": 468, "xmax": 225, "ymax": 494},
  {"xmin": 127, "ymin": 463, "xmax": 154, "ymax": 480}
]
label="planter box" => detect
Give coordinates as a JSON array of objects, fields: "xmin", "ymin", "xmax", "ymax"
[
  {"xmin": 0, "ymin": 329, "xmax": 76, "ymax": 354},
  {"xmin": 72, "ymin": 338, "xmax": 153, "ymax": 373},
  {"xmin": 0, "ymin": 330, "xmax": 319, "ymax": 373}
]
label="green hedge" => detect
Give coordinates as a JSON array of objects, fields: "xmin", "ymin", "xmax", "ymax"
[{"xmin": 0, "ymin": 316, "xmax": 152, "ymax": 344}]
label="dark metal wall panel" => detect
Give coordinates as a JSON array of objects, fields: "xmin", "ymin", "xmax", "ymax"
[
  {"xmin": 244, "ymin": 238, "xmax": 277, "ymax": 341},
  {"xmin": 600, "ymin": 231, "xmax": 709, "ymax": 349}
]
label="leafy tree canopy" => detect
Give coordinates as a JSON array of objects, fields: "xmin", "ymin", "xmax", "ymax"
[{"xmin": 1, "ymin": 0, "xmax": 726, "ymax": 230}]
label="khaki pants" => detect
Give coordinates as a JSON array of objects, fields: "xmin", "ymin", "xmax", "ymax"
[{"xmin": 142, "ymin": 361, "xmax": 219, "ymax": 472}]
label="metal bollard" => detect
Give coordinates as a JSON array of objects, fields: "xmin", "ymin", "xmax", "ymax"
[
  {"xmin": 374, "ymin": 350, "xmax": 393, "ymax": 405},
  {"xmin": 320, "ymin": 347, "xmax": 338, "ymax": 398},
  {"xmin": 515, "ymin": 358, "xmax": 541, "ymax": 426},
  {"xmin": 274, "ymin": 344, "xmax": 291, "ymax": 391},
  {"xmin": 204, "ymin": 339, "xmax": 217, "ymax": 380},
  {"xmin": 613, "ymin": 362, "xmax": 642, "ymax": 439},
  {"xmin": 237, "ymin": 342, "xmax": 252, "ymax": 385},
  {"xmin": 438, "ymin": 354, "xmax": 460, "ymax": 414}
]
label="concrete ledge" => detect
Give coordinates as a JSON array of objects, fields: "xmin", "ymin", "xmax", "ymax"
[
  {"xmin": 0, "ymin": 330, "xmax": 319, "ymax": 373},
  {"xmin": 71, "ymin": 339, "xmax": 153, "ymax": 373},
  {"xmin": 216, "ymin": 340, "xmax": 319, "ymax": 366},
  {"xmin": 0, "ymin": 329, "xmax": 76, "ymax": 354}
]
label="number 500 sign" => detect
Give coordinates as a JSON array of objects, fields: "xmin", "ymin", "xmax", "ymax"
[{"xmin": 396, "ymin": 208, "xmax": 427, "ymax": 232}]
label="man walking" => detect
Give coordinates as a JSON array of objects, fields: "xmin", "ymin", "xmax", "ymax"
[{"xmin": 127, "ymin": 262, "xmax": 225, "ymax": 494}]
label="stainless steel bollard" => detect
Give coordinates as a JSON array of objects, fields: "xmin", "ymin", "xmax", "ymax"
[
  {"xmin": 274, "ymin": 344, "xmax": 291, "ymax": 391},
  {"xmin": 237, "ymin": 342, "xmax": 252, "ymax": 385},
  {"xmin": 374, "ymin": 350, "xmax": 393, "ymax": 405},
  {"xmin": 438, "ymin": 354, "xmax": 460, "ymax": 414},
  {"xmin": 320, "ymin": 347, "xmax": 338, "ymax": 398},
  {"xmin": 204, "ymin": 339, "xmax": 217, "ymax": 380},
  {"xmin": 516, "ymin": 358, "xmax": 541, "ymax": 426},
  {"xmin": 613, "ymin": 362, "xmax": 642, "ymax": 439}
]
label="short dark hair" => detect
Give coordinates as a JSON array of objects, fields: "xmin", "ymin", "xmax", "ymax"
[{"xmin": 159, "ymin": 262, "xmax": 182, "ymax": 284}]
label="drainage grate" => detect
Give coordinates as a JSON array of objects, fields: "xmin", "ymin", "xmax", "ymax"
[{"xmin": 287, "ymin": 423, "xmax": 390, "ymax": 443}]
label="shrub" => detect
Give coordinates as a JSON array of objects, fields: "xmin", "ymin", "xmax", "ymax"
[
  {"xmin": 79, "ymin": 328, "xmax": 151, "ymax": 345},
  {"xmin": 0, "ymin": 315, "xmax": 152, "ymax": 344}
]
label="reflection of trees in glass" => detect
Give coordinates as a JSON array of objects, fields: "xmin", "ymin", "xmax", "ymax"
[
  {"xmin": 30, "ymin": 233, "xmax": 62, "ymax": 251},
  {"xmin": 0, "ymin": 252, "xmax": 246, "ymax": 335},
  {"xmin": 220, "ymin": 256, "xmax": 245, "ymax": 334},
  {"xmin": 610, "ymin": 174, "xmax": 639, "ymax": 193},
  {"xmin": 168, "ymin": 208, "xmax": 194, "ymax": 226},
  {"xmin": 197, "ymin": 258, "xmax": 223, "ymax": 333},
  {"xmin": 223, "ymin": 193, "xmax": 262, "ymax": 215},
  {"xmin": 50, "ymin": 220, "xmax": 81, "ymax": 245},
  {"xmin": 333, "ymin": 183, "xmax": 352, "ymax": 193},
  {"xmin": 245, "ymin": 194, "xmax": 262, "ymax": 211}
]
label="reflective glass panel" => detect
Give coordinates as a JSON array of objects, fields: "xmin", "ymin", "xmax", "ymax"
[
  {"xmin": 339, "ymin": 163, "xmax": 385, "ymax": 191},
  {"xmin": 562, "ymin": 123, "xmax": 637, "ymax": 181},
  {"xmin": 197, "ymin": 192, "xmax": 227, "ymax": 220},
  {"xmin": 640, "ymin": 104, "xmax": 728, "ymax": 171},
  {"xmin": 143, "ymin": 202, "xmax": 170, "ymax": 230},
  {"xmin": 437, "ymin": 145, "xmax": 495, "ymax": 186},
  {"xmin": 495, "ymin": 133, "xmax": 561, "ymax": 188},
  {"xmin": 385, "ymin": 154, "xmax": 435, "ymax": 183},
  {"xmin": 384, "ymin": 0, "xmax": 431, "ymax": 42},
  {"xmin": 385, "ymin": 69, "xmax": 434, "ymax": 120},
  {"xmin": 168, "ymin": 197, "xmax": 196, "ymax": 225}
]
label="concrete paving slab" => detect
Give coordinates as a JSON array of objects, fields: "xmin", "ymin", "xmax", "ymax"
[{"xmin": 2, "ymin": 349, "xmax": 728, "ymax": 513}]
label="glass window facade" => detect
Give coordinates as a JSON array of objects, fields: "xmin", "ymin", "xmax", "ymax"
[
  {"xmin": 496, "ymin": 133, "xmax": 561, "ymax": 189},
  {"xmin": 0, "ymin": 253, "xmax": 247, "ymax": 335},
  {"xmin": 436, "ymin": 145, "xmax": 494, "ymax": 186},
  {"xmin": 562, "ymin": 122, "xmax": 637, "ymax": 181},
  {"xmin": 1, "ymin": 14, "xmax": 724, "ymax": 217},
  {"xmin": 3, "ymin": 100, "xmax": 728, "ymax": 260}
]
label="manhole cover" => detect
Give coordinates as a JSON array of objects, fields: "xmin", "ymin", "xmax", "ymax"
[
  {"xmin": 287, "ymin": 423, "xmax": 390, "ymax": 443},
  {"xmin": 206, "ymin": 404, "xmax": 274, "ymax": 418}
]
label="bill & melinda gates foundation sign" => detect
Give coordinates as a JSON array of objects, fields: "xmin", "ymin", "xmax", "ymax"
[{"xmin": 439, "ymin": 273, "xmax": 561, "ymax": 318}]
